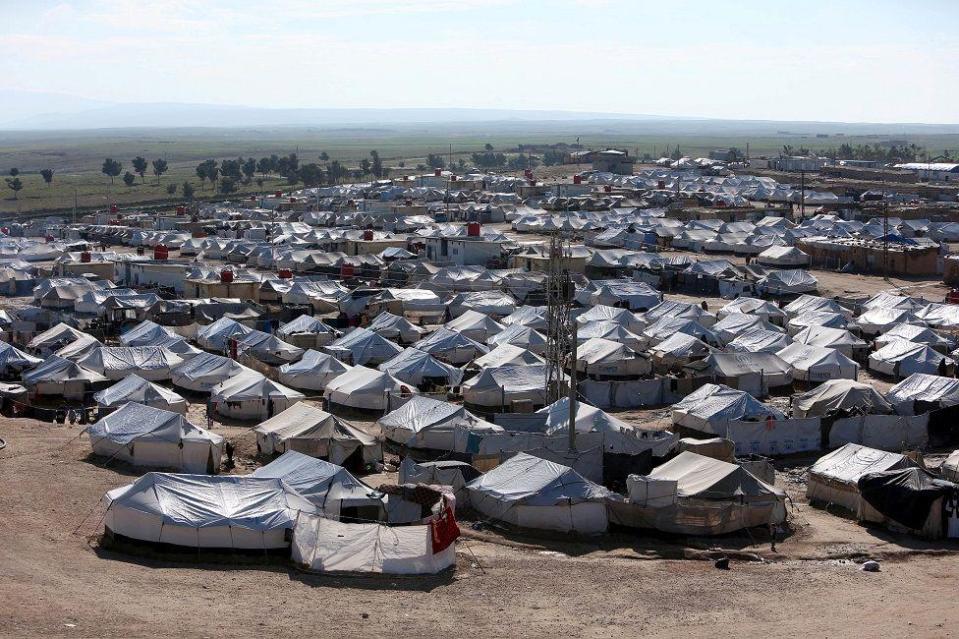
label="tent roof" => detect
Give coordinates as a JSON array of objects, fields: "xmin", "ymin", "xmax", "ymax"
[{"xmin": 649, "ymin": 451, "xmax": 783, "ymax": 499}]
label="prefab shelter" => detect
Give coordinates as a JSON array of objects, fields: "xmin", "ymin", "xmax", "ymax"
[
  {"xmin": 806, "ymin": 443, "xmax": 913, "ymax": 513},
  {"xmin": 21, "ymin": 355, "xmax": 109, "ymax": 399},
  {"xmin": 793, "ymin": 379, "xmax": 894, "ymax": 418},
  {"xmin": 324, "ymin": 366, "xmax": 416, "ymax": 412},
  {"xmin": 77, "ymin": 346, "xmax": 184, "ymax": 382},
  {"xmin": 102, "ymin": 473, "xmax": 316, "ymax": 549},
  {"xmin": 277, "ymin": 349, "xmax": 351, "ymax": 391},
  {"xmin": 868, "ymin": 339, "xmax": 954, "ymax": 379},
  {"xmin": 210, "ymin": 371, "xmax": 305, "ymax": 420},
  {"xmin": 775, "ymin": 342, "xmax": 859, "ymax": 382},
  {"xmin": 252, "ymin": 450, "xmax": 384, "ymax": 520},
  {"xmin": 170, "ymin": 352, "xmax": 252, "ymax": 393},
  {"xmin": 466, "ymin": 452, "xmax": 611, "ymax": 534},
  {"xmin": 379, "ymin": 395, "xmax": 503, "ymax": 452},
  {"xmin": 608, "ymin": 452, "xmax": 787, "ymax": 535},
  {"xmin": 378, "ymin": 347, "xmax": 464, "ymax": 389},
  {"xmin": 94, "ymin": 374, "xmax": 188, "ymax": 414},
  {"xmin": 85, "ymin": 402, "xmax": 222, "ymax": 473},
  {"xmin": 254, "ymin": 404, "xmax": 382, "ymax": 466},
  {"xmin": 325, "ymin": 327, "xmax": 404, "ymax": 366}
]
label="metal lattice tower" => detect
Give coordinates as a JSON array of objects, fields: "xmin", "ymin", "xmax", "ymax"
[{"xmin": 544, "ymin": 231, "xmax": 578, "ymax": 450}]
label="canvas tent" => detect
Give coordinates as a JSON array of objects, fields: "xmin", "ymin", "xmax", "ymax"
[
  {"xmin": 21, "ymin": 355, "xmax": 109, "ymax": 399},
  {"xmin": 718, "ymin": 297, "xmax": 787, "ymax": 324},
  {"xmin": 444, "ymin": 309, "xmax": 504, "ymax": 342},
  {"xmin": 277, "ymin": 349, "xmax": 352, "ymax": 391},
  {"xmin": 575, "ymin": 336, "xmax": 651, "ymax": 378},
  {"xmin": 711, "ymin": 313, "xmax": 783, "ymax": 345},
  {"xmin": 775, "ymin": 342, "xmax": 859, "ymax": 382},
  {"xmin": 886, "ymin": 373, "xmax": 959, "ymax": 416},
  {"xmin": 575, "ymin": 305, "xmax": 645, "ymax": 333},
  {"xmin": 413, "ymin": 327, "xmax": 489, "ymax": 365},
  {"xmin": 325, "ymin": 327, "xmax": 404, "ymax": 366},
  {"xmin": 684, "ymin": 352, "xmax": 792, "ymax": 396},
  {"xmin": 196, "ymin": 317, "xmax": 254, "ymax": 352},
  {"xmin": 379, "ymin": 395, "xmax": 503, "ymax": 452},
  {"xmin": 94, "ymin": 374, "xmax": 188, "ymax": 414},
  {"xmin": 608, "ymin": 452, "xmax": 786, "ymax": 535},
  {"xmin": 171, "ymin": 352, "xmax": 252, "ymax": 393},
  {"xmin": 276, "ymin": 315, "xmax": 337, "ymax": 348},
  {"xmin": 466, "ymin": 452, "xmax": 611, "ymax": 534},
  {"xmin": 366, "ymin": 312, "xmax": 426, "ymax": 344},
  {"xmin": 793, "ymin": 379, "xmax": 894, "ymax": 418},
  {"xmin": 399, "ymin": 457, "xmax": 482, "ymax": 506},
  {"xmin": 857, "ymin": 467, "xmax": 959, "ymax": 539},
  {"xmin": 0, "ymin": 341, "xmax": 41, "ymax": 378},
  {"xmin": 119, "ymin": 320, "xmax": 176, "ymax": 347},
  {"xmin": 26, "ymin": 323, "xmax": 90, "ymax": 357},
  {"xmin": 726, "ymin": 328, "xmax": 792, "ymax": 354},
  {"xmin": 792, "ymin": 325, "xmax": 868, "ymax": 358},
  {"xmin": 868, "ymin": 339, "xmax": 954, "ymax": 379},
  {"xmin": 672, "ymin": 383, "xmax": 784, "ymax": 435},
  {"xmin": 462, "ymin": 364, "xmax": 552, "ymax": 410},
  {"xmin": 210, "ymin": 371, "xmax": 305, "ymax": 420},
  {"xmin": 486, "ymin": 324, "xmax": 548, "ymax": 355},
  {"xmin": 77, "ymin": 346, "xmax": 184, "ymax": 382},
  {"xmin": 537, "ymin": 397, "xmax": 676, "ymax": 456},
  {"xmin": 235, "ymin": 330, "xmax": 305, "ymax": 365},
  {"xmin": 875, "ymin": 324, "xmax": 954, "ymax": 353},
  {"xmin": 103, "ymin": 473, "xmax": 316, "ymax": 549},
  {"xmin": 324, "ymin": 366, "xmax": 416, "ymax": 411},
  {"xmin": 378, "ymin": 347, "xmax": 464, "ymax": 389},
  {"xmin": 251, "ymin": 450, "xmax": 384, "ymax": 519},
  {"xmin": 650, "ymin": 332, "xmax": 715, "ymax": 370},
  {"xmin": 807, "ymin": 443, "xmax": 913, "ymax": 513},
  {"xmin": 254, "ymin": 404, "xmax": 382, "ymax": 465},
  {"xmin": 85, "ymin": 402, "xmax": 222, "ymax": 473},
  {"xmin": 471, "ymin": 343, "xmax": 544, "ymax": 369}
]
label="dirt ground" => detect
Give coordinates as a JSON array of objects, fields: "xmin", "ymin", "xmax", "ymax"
[{"xmin": 3, "ymin": 416, "xmax": 959, "ymax": 639}]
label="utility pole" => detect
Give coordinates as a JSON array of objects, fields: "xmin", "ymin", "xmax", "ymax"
[
  {"xmin": 544, "ymin": 230, "xmax": 578, "ymax": 452},
  {"xmin": 73, "ymin": 187, "xmax": 78, "ymax": 225},
  {"xmin": 882, "ymin": 180, "xmax": 889, "ymax": 281},
  {"xmin": 799, "ymin": 170, "xmax": 806, "ymax": 221}
]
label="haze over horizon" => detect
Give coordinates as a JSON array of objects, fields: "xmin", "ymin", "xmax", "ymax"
[{"xmin": 3, "ymin": 0, "xmax": 958, "ymax": 129}]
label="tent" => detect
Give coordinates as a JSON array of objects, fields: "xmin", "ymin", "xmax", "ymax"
[
  {"xmin": 413, "ymin": 327, "xmax": 488, "ymax": 365},
  {"xmin": 940, "ymin": 450, "xmax": 959, "ymax": 483},
  {"xmin": 575, "ymin": 336, "xmax": 652, "ymax": 378},
  {"xmin": 399, "ymin": 458, "xmax": 482, "ymax": 506},
  {"xmin": 210, "ymin": 371, "xmax": 304, "ymax": 420},
  {"xmin": 791, "ymin": 325, "xmax": 868, "ymax": 358},
  {"xmin": 53, "ymin": 334, "xmax": 103, "ymax": 361},
  {"xmin": 277, "ymin": 349, "xmax": 352, "ymax": 391},
  {"xmin": 170, "ymin": 352, "xmax": 252, "ymax": 393},
  {"xmin": 325, "ymin": 327, "xmax": 404, "ymax": 366},
  {"xmin": 254, "ymin": 404, "xmax": 382, "ymax": 465},
  {"xmin": 711, "ymin": 313, "xmax": 783, "ymax": 345},
  {"xmin": 718, "ymin": 297, "xmax": 787, "ymax": 324},
  {"xmin": 756, "ymin": 246, "xmax": 810, "ymax": 267},
  {"xmin": 650, "ymin": 332, "xmax": 715, "ymax": 370},
  {"xmin": 756, "ymin": 269, "xmax": 818, "ymax": 295},
  {"xmin": 103, "ymin": 473, "xmax": 316, "ymax": 549},
  {"xmin": 324, "ymin": 366, "xmax": 416, "ymax": 411},
  {"xmin": 642, "ymin": 317, "xmax": 719, "ymax": 348},
  {"xmin": 886, "ymin": 373, "xmax": 959, "ymax": 416},
  {"xmin": 235, "ymin": 330, "xmax": 305, "ymax": 365},
  {"xmin": 793, "ymin": 379, "xmax": 894, "ymax": 418},
  {"xmin": 0, "ymin": 341, "xmax": 41, "ymax": 378},
  {"xmin": 726, "ymin": 327, "xmax": 793, "ymax": 354},
  {"xmin": 500, "ymin": 305, "xmax": 548, "ymax": 331},
  {"xmin": 466, "ymin": 452, "xmax": 611, "ymax": 534},
  {"xmin": 444, "ymin": 309, "xmax": 504, "ymax": 342},
  {"xmin": 26, "ymin": 322, "xmax": 90, "ymax": 357},
  {"xmin": 684, "ymin": 352, "xmax": 792, "ymax": 396},
  {"xmin": 857, "ymin": 308, "xmax": 918, "ymax": 336},
  {"xmin": 775, "ymin": 342, "xmax": 859, "ymax": 382},
  {"xmin": 858, "ymin": 467, "xmax": 959, "ymax": 539},
  {"xmin": 276, "ymin": 315, "xmax": 337, "ymax": 348},
  {"xmin": 783, "ymin": 295, "xmax": 847, "ymax": 318},
  {"xmin": 196, "ymin": 317, "xmax": 254, "ymax": 352},
  {"xmin": 786, "ymin": 311, "xmax": 851, "ymax": 336},
  {"xmin": 470, "ymin": 343, "xmax": 544, "ymax": 369},
  {"xmin": 537, "ymin": 397, "xmax": 676, "ymax": 456},
  {"xmin": 643, "ymin": 300, "xmax": 716, "ymax": 327},
  {"xmin": 875, "ymin": 323, "xmax": 954, "ymax": 353},
  {"xmin": 868, "ymin": 339, "xmax": 954, "ymax": 379},
  {"xmin": 251, "ymin": 450, "xmax": 383, "ymax": 519},
  {"xmin": 77, "ymin": 346, "xmax": 184, "ymax": 382},
  {"xmin": 291, "ymin": 511, "xmax": 456, "ymax": 574},
  {"xmin": 462, "ymin": 364, "xmax": 552, "ymax": 410},
  {"xmin": 85, "ymin": 402, "xmax": 222, "ymax": 473},
  {"xmin": 94, "ymin": 374, "xmax": 188, "ymax": 414},
  {"xmin": 575, "ymin": 305, "xmax": 645, "ymax": 333},
  {"xmin": 366, "ymin": 312, "xmax": 426, "ymax": 344},
  {"xmin": 486, "ymin": 324, "xmax": 548, "ymax": 355},
  {"xmin": 119, "ymin": 320, "xmax": 176, "ymax": 347},
  {"xmin": 21, "ymin": 355, "xmax": 109, "ymax": 399},
  {"xmin": 608, "ymin": 452, "xmax": 786, "ymax": 535},
  {"xmin": 578, "ymin": 321, "xmax": 646, "ymax": 351},
  {"xmin": 807, "ymin": 443, "xmax": 913, "ymax": 513},
  {"xmin": 672, "ymin": 383, "xmax": 784, "ymax": 435},
  {"xmin": 378, "ymin": 347, "xmax": 464, "ymax": 389},
  {"xmin": 379, "ymin": 395, "xmax": 503, "ymax": 452}
]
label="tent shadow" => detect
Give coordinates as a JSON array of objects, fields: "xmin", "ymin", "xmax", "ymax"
[
  {"xmin": 286, "ymin": 566, "xmax": 456, "ymax": 592},
  {"xmin": 91, "ymin": 538, "xmax": 293, "ymax": 573},
  {"xmin": 81, "ymin": 453, "xmax": 162, "ymax": 477}
]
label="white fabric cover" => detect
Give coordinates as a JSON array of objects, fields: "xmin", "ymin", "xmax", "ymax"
[
  {"xmin": 210, "ymin": 372, "xmax": 305, "ymax": 420},
  {"xmin": 171, "ymin": 352, "xmax": 252, "ymax": 393},
  {"xmin": 775, "ymin": 342, "xmax": 859, "ymax": 381},
  {"xmin": 793, "ymin": 379, "xmax": 894, "ymax": 418},
  {"xmin": 378, "ymin": 347, "xmax": 464, "ymax": 387},
  {"xmin": 379, "ymin": 396, "xmax": 502, "ymax": 451},
  {"xmin": 886, "ymin": 373, "xmax": 959, "ymax": 415},
  {"xmin": 78, "ymin": 346, "xmax": 184, "ymax": 381},
  {"xmin": 94, "ymin": 374, "xmax": 188, "ymax": 413},
  {"xmin": 672, "ymin": 383, "xmax": 784, "ymax": 434},
  {"xmin": 325, "ymin": 366, "xmax": 416, "ymax": 411},
  {"xmin": 278, "ymin": 349, "xmax": 352, "ymax": 391}
]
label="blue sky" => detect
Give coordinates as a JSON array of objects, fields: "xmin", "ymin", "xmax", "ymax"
[{"xmin": 2, "ymin": 0, "xmax": 957, "ymax": 122}]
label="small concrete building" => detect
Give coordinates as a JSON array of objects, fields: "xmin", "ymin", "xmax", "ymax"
[{"xmin": 592, "ymin": 149, "xmax": 635, "ymax": 174}]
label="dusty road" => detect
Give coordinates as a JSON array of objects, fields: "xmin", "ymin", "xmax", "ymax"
[{"xmin": 3, "ymin": 417, "xmax": 959, "ymax": 639}]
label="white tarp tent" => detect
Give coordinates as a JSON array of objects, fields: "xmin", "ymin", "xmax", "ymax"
[
  {"xmin": 367, "ymin": 312, "xmax": 427, "ymax": 344},
  {"xmin": 672, "ymin": 383, "xmax": 784, "ymax": 434},
  {"xmin": 78, "ymin": 346, "xmax": 184, "ymax": 381},
  {"xmin": 324, "ymin": 366, "xmax": 416, "ymax": 411},
  {"xmin": 575, "ymin": 336, "xmax": 651, "ymax": 378},
  {"xmin": 210, "ymin": 371, "xmax": 305, "ymax": 420},
  {"xmin": 886, "ymin": 373, "xmax": 959, "ymax": 415},
  {"xmin": 171, "ymin": 352, "xmax": 252, "ymax": 393},
  {"xmin": 94, "ymin": 374, "xmax": 188, "ymax": 414},
  {"xmin": 378, "ymin": 347, "xmax": 464, "ymax": 388},
  {"xmin": 196, "ymin": 317, "xmax": 254, "ymax": 352},
  {"xmin": 85, "ymin": 402, "xmax": 222, "ymax": 473},
  {"xmin": 726, "ymin": 327, "xmax": 793, "ymax": 354},
  {"xmin": 775, "ymin": 342, "xmax": 859, "ymax": 382},
  {"xmin": 793, "ymin": 379, "xmax": 894, "ymax": 418},
  {"xmin": 806, "ymin": 443, "xmax": 912, "ymax": 513},
  {"xmin": 277, "ymin": 349, "xmax": 352, "ymax": 391},
  {"xmin": 462, "ymin": 364, "xmax": 552, "ymax": 410},
  {"xmin": 103, "ymin": 473, "xmax": 316, "ymax": 549},
  {"xmin": 325, "ymin": 327, "xmax": 404, "ymax": 366},
  {"xmin": 379, "ymin": 395, "xmax": 502, "ymax": 452},
  {"xmin": 21, "ymin": 355, "xmax": 108, "ymax": 399},
  {"xmin": 868, "ymin": 339, "xmax": 954, "ymax": 379},
  {"xmin": 254, "ymin": 404, "xmax": 382, "ymax": 464},
  {"xmin": 444, "ymin": 309, "xmax": 504, "ymax": 342},
  {"xmin": 413, "ymin": 327, "xmax": 489, "ymax": 365},
  {"xmin": 466, "ymin": 452, "xmax": 610, "ymax": 534}
]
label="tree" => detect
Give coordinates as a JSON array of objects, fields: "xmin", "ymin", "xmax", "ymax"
[
  {"xmin": 426, "ymin": 153, "xmax": 445, "ymax": 169},
  {"xmin": 196, "ymin": 159, "xmax": 218, "ymax": 189},
  {"xmin": 5, "ymin": 177, "xmax": 23, "ymax": 199},
  {"xmin": 8, "ymin": 168, "xmax": 19, "ymax": 177},
  {"xmin": 40, "ymin": 168, "xmax": 54, "ymax": 186},
  {"xmin": 182, "ymin": 181, "xmax": 195, "ymax": 201},
  {"xmin": 484, "ymin": 143, "xmax": 494, "ymax": 151},
  {"xmin": 132, "ymin": 156, "xmax": 148, "ymax": 182},
  {"xmin": 242, "ymin": 157, "xmax": 257, "ymax": 182},
  {"xmin": 257, "ymin": 157, "xmax": 272, "ymax": 174},
  {"xmin": 360, "ymin": 158, "xmax": 372, "ymax": 175},
  {"xmin": 327, "ymin": 160, "xmax": 347, "ymax": 185},
  {"xmin": 151, "ymin": 159, "xmax": 169, "ymax": 184},
  {"xmin": 319, "ymin": 151, "xmax": 329, "ymax": 161},
  {"xmin": 219, "ymin": 176, "xmax": 238, "ymax": 194},
  {"xmin": 298, "ymin": 163, "xmax": 325, "ymax": 187},
  {"xmin": 370, "ymin": 150, "xmax": 383, "ymax": 178},
  {"xmin": 101, "ymin": 158, "xmax": 123, "ymax": 184},
  {"xmin": 122, "ymin": 171, "xmax": 136, "ymax": 187},
  {"xmin": 166, "ymin": 183, "xmax": 178, "ymax": 195},
  {"xmin": 221, "ymin": 159, "xmax": 242, "ymax": 180}
]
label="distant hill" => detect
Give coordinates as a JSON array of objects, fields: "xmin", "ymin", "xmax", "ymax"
[{"xmin": 2, "ymin": 90, "xmax": 959, "ymax": 135}]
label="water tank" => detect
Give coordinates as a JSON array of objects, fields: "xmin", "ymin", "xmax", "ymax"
[
  {"xmin": 434, "ymin": 168, "xmax": 442, "ymax": 177},
  {"xmin": 278, "ymin": 268, "xmax": 293, "ymax": 279},
  {"xmin": 274, "ymin": 190, "xmax": 283, "ymax": 198},
  {"xmin": 340, "ymin": 264, "xmax": 355, "ymax": 279},
  {"xmin": 604, "ymin": 185, "xmax": 612, "ymax": 193},
  {"xmin": 110, "ymin": 203, "xmax": 118, "ymax": 213},
  {"xmin": 153, "ymin": 245, "xmax": 169, "ymax": 260},
  {"xmin": 362, "ymin": 229, "xmax": 374, "ymax": 241},
  {"xmin": 80, "ymin": 251, "xmax": 92, "ymax": 263},
  {"xmin": 220, "ymin": 269, "xmax": 234, "ymax": 283},
  {"xmin": 467, "ymin": 222, "xmax": 481, "ymax": 236},
  {"xmin": 572, "ymin": 175, "xmax": 582, "ymax": 185}
]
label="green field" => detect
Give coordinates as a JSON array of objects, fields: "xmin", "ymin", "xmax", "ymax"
[{"xmin": 2, "ymin": 125, "xmax": 958, "ymax": 217}]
